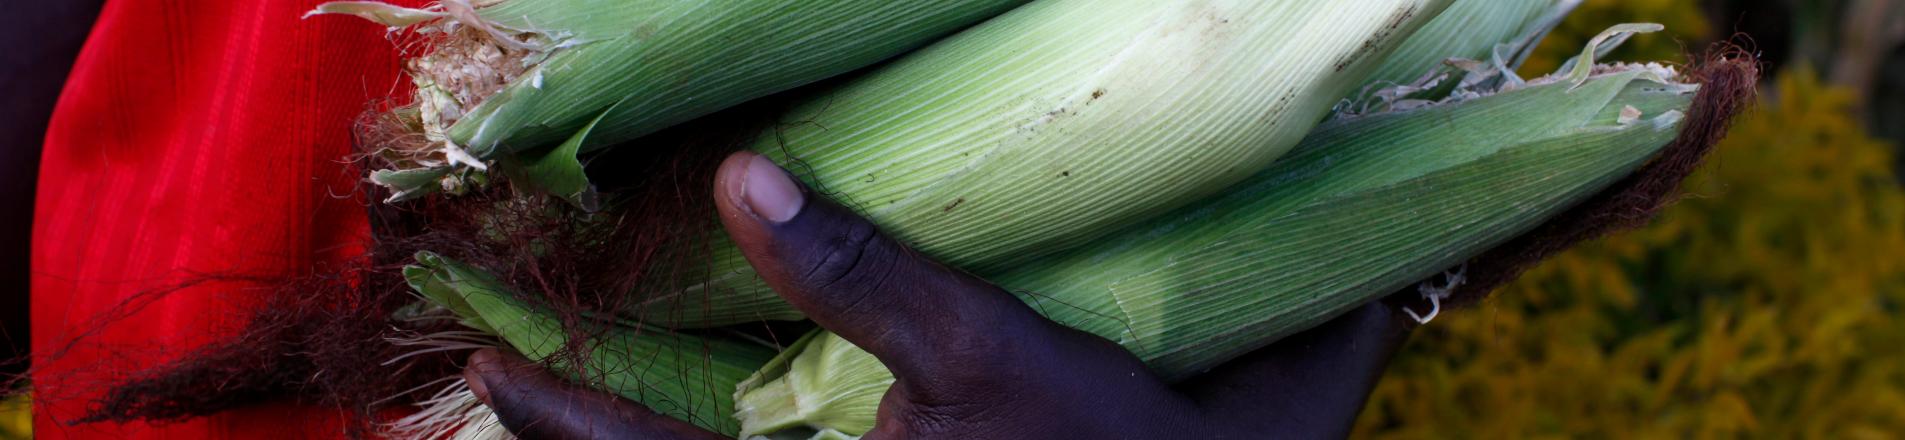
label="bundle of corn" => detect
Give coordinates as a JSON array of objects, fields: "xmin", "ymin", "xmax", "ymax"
[
  {"xmin": 397, "ymin": 252, "xmax": 775, "ymax": 437},
  {"xmin": 378, "ymin": 0, "xmax": 1492, "ymax": 435},
  {"xmin": 309, "ymin": 0, "xmax": 1030, "ymax": 204},
  {"xmin": 728, "ymin": 25, "xmax": 1719, "ymax": 438},
  {"xmin": 629, "ymin": 0, "xmax": 1459, "ymax": 327},
  {"xmin": 352, "ymin": 2, "xmax": 1751, "ymax": 439}
]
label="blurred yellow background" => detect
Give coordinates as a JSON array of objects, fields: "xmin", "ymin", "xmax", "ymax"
[
  {"xmin": 1355, "ymin": 0, "xmax": 1905, "ymax": 438},
  {"xmin": 1, "ymin": 393, "xmax": 26, "ymax": 439}
]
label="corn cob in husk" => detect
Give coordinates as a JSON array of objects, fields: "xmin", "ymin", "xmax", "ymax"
[
  {"xmin": 311, "ymin": 0, "xmax": 1032, "ymax": 204},
  {"xmin": 633, "ymin": 0, "xmax": 1456, "ymax": 327}
]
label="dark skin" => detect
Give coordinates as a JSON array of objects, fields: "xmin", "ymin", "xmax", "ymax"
[{"xmin": 463, "ymin": 151, "xmax": 1424, "ymax": 439}]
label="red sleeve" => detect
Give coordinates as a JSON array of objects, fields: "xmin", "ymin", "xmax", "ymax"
[{"xmin": 32, "ymin": 0, "xmax": 423, "ymax": 437}]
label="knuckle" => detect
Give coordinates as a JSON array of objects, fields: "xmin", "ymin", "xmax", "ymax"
[{"xmin": 795, "ymin": 217, "xmax": 887, "ymax": 290}]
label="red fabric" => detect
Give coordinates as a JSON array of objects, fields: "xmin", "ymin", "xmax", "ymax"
[{"xmin": 32, "ymin": 0, "xmax": 423, "ymax": 437}]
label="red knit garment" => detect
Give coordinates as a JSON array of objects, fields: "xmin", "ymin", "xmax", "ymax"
[{"xmin": 32, "ymin": 0, "xmax": 424, "ymax": 437}]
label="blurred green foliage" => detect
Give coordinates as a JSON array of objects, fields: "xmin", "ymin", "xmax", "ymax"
[{"xmin": 1353, "ymin": 3, "xmax": 1905, "ymax": 437}]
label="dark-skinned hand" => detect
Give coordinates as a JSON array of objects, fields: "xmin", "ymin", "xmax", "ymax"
[{"xmin": 462, "ymin": 151, "xmax": 1424, "ymax": 440}]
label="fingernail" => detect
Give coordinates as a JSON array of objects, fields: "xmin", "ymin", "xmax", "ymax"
[
  {"xmin": 464, "ymin": 349, "xmax": 498, "ymax": 405},
  {"xmin": 743, "ymin": 155, "xmax": 804, "ymax": 223}
]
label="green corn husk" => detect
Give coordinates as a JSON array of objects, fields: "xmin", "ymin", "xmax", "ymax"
[
  {"xmin": 312, "ymin": 0, "xmax": 1031, "ymax": 203},
  {"xmin": 729, "ymin": 27, "xmax": 1700, "ymax": 437},
  {"xmin": 403, "ymin": 252, "xmax": 774, "ymax": 436},
  {"xmin": 1359, "ymin": 0, "xmax": 1579, "ymax": 92},
  {"xmin": 634, "ymin": 0, "xmax": 1456, "ymax": 327}
]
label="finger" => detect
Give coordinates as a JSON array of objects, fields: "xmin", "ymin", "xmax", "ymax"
[
  {"xmin": 1176, "ymin": 298, "xmax": 1416, "ymax": 438},
  {"xmin": 712, "ymin": 151, "xmax": 1054, "ymax": 382},
  {"xmin": 464, "ymin": 348, "xmax": 725, "ymax": 440}
]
